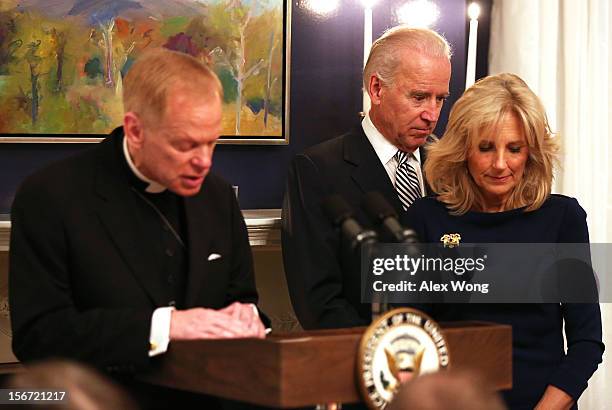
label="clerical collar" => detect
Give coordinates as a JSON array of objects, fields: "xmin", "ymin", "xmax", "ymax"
[
  {"xmin": 361, "ymin": 113, "xmax": 421, "ymax": 165},
  {"xmin": 122, "ymin": 135, "xmax": 166, "ymax": 193}
]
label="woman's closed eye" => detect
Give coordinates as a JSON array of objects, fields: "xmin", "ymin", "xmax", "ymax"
[{"xmin": 478, "ymin": 142, "xmax": 493, "ymax": 152}]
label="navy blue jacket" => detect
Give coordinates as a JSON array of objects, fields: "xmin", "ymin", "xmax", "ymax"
[{"xmin": 405, "ymin": 195, "xmax": 604, "ymax": 410}]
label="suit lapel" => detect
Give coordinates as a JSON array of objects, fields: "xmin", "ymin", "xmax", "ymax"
[
  {"xmin": 93, "ymin": 132, "xmax": 168, "ymax": 306},
  {"xmin": 419, "ymin": 143, "xmax": 431, "ymax": 195},
  {"xmin": 345, "ymin": 127, "xmax": 405, "ymax": 216}
]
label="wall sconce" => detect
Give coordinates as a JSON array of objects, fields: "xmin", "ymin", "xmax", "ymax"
[
  {"xmin": 361, "ymin": 0, "xmax": 378, "ymax": 114},
  {"xmin": 465, "ymin": 2, "xmax": 480, "ymax": 89},
  {"xmin": 395, "ymin": 0, "xmax": 441, "ymax": 28},
  {"xmin": 300, "ymin": 0, "xmax": 340, "ymax": 18}
]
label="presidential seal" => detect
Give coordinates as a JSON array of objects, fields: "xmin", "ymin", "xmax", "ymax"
[{"xmin": 356, "ymin": 308, "xmax": 450, "ymax": 409}]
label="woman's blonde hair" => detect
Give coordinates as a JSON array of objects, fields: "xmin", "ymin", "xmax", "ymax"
[{"xmin": 424, "ymin": 73, "xmax": 558, "ymax": 214}]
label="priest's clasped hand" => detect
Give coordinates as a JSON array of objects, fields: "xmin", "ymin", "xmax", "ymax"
[{"xmin": 169, "ymin": 302, "xmax": 266, "ymax": 340}]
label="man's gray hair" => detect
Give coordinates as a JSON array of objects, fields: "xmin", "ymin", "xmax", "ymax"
[{"xmin": 363, "ymin": 26, "xmax": 452, "ymax": 90}]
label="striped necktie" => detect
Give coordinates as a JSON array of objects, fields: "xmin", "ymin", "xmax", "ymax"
[{"xmin": 395, "ymin": 150, "xmax": 422, "ymax": 211}]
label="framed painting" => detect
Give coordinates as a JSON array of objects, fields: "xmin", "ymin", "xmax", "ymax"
[{"xmin": 0, "ymin": 0, "xmax": 290, "ymax": 144}]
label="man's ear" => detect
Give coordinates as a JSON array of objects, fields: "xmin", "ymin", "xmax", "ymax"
[
  {"xmin": 368, "ymin": 74, "xmax": 385, "ymax": 106},
  {"xmin": 123, "ymin": 112, "xmax": 144, "ymax": 148}
]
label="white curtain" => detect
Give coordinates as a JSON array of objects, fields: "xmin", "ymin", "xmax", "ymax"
[{"xmin": 489, "ymin": 0, "xmax": 611, "ymax": 408}]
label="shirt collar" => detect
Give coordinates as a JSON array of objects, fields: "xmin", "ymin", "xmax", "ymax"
[
  {"xmin": 122, "ymin": 135, "xmax": 166, "ymax": 193},
  {"xmin": 361, "ymin": 113, "xmax": 421, "ymax": 164}
]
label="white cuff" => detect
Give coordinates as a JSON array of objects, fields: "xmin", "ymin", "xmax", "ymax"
[{"xmin": 149, "ymin": 306, "xmax": 175, "ymax": 357}]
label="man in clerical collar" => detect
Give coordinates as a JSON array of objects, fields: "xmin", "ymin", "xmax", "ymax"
[{"xmin": 9, "ymin": 48, "xmax": 266, "ymax": 409}]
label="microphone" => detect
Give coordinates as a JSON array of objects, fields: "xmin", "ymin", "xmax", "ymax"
[
  {"xmin": 362, "ymin": 192, "xmax": 419, "ymax": 243},
  {"xmin": 321, "ymin": 195, "xmax": 377, "ymax": 250},
  {"xmin": 322, "ymin": 195, "xmax": 383, "ymax": 319},
  {"xmin": 362, "ymin": 192, "xmax": 423, "ymax": 318}
]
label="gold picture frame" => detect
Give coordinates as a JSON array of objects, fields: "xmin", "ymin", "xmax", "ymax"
[{"xmin": 0, "ymin": 0, "xmax": 290, "ymax": 145}]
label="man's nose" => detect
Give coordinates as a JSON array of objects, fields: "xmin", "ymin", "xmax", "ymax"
[
  {"xmin": 191, "ymin": 147, "xmax": 212, "ymax": 170},
  {"xmin": 421, "ymin": 100, "xmax": 440, "ymax": 123}
]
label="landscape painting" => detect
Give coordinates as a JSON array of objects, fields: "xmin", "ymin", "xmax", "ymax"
[{"xmin": 0, "ymin": 0, "xmax": 288, "ymax": 143}]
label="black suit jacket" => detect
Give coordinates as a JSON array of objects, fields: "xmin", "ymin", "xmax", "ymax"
[
  {"xmin": 9, "ymin": 128, "xmax": 258, "ymax": 373},
  {"xmin": 281, "ymin": 126, "xmax": 425, "ymax": 330}
]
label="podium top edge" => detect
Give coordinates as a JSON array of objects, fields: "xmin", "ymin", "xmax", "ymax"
[{"xmin": 170, "ymin": 322, "xmax": 510, "ymax": 348}]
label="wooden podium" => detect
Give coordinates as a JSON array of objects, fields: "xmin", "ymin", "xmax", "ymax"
[{"xmin": 140, "ymin": 321, "xmax": 511, "ymax": 408}]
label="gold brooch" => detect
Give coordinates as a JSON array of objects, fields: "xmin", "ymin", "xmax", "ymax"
[{"xmin": 441, "ymin": 233, "xmax": 461, "ymax": 248}]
